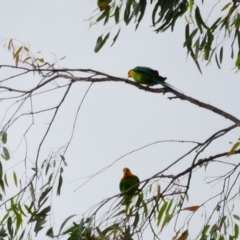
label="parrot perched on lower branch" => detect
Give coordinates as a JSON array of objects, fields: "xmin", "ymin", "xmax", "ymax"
[
  {"xmin": 119, "ymin": 168, "xmax": 140, "ymax": 205},
  {"xmin": 128, "ymin": 66, "xmax": 179, "ymax": 91},
  {"xmin": 97, "ymin": 0, "xmax": 112, "ymax": 11}
]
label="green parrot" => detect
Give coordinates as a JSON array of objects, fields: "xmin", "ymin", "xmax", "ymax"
[
  {"xmin": 128, "ymin": 66, "xmax": 178, "ymax": 91},
  {"xmin": 119, "ymin": 168, "xmax": 140, "ymax": 204},
  {"xmin": 97, "ymin": 0, "xmax": 112, "ymax": 11}
]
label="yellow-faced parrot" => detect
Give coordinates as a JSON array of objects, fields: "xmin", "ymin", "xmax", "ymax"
[{"xmin": 128, "ymin": 66, "xmax": 179, "ymax": 91}]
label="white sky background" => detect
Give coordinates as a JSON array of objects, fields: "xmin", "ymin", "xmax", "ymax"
[{"xmin": 0, "ymin": 0, "xmax": 240, "ymax": 239}]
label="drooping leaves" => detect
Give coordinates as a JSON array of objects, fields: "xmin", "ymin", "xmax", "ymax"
[
  {"xmin": 2, "ymin": 147, "xmax": 10, "ymax": 160},
  {"xmin": 2, "ymin": 132, "xmax": 7, "ymax": 144},
  {"xmin": 228, "ymin": 138, "xmax": 240, "ymax": 156},
  {"xmin": 94, "ymin": 33, "xmax": 110, "ymax": 53},
  {"xmin": 91, "ymin": 0, "xmax": 240, "ymax": 71},
  {"xmin": 177, "ymin": 230, "xmax": 188, "ymax": 240},
  {"xmin": 183, "ymin": 205, "xmax": 200, "ymax": 212}
]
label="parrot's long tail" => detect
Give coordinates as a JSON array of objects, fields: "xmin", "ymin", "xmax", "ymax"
[
  {"xmin": 154, "ymin": 78, "xmax": 183, "ymax": 93},
  {"xmin": 164, "ymin": 82, "xmax": 182, "ymax": 93}
]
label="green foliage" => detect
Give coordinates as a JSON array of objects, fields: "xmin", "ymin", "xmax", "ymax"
[
  {"xmin": 197, "ymin": 215, "xmax": 240, "ymax": 240},
  {"xmin": 2, "ymin": 132, "xmax": 7, "ymax": 144},
  {"xmin": 0, "ymin": 144, "xmax": 67, "ymax": 239},
  {"xmin": 1, "ymin": 133, "xmax": 10, "ymax": 161},
  {"xmin": 228, "ymin": 137, "xmax": 240, "ymax": 156},
  {"xmin": 2, "ymin": 147, "xmax": 10, "ymax": 161},
  {"xmin": 91, "ymin": 0, "xmax": 240, "ymax": 72},
  {"xmin": 94, "ymin": 33, "xmax": 110, "ymax": 52}
]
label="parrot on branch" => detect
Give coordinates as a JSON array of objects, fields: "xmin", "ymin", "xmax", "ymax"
[
  {"xmin": 97, "ymin": 0, "xmax": 112, "ymax": 11},
  {"xmin": 128, "ymin": 66, "xmax": 179, "ymax": 91},
  {"xmin": 119, "ymin": 168, "xmax": 140, "ymax": 204}
]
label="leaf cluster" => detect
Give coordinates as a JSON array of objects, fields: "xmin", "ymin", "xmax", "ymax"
[{"xmin": 91, "ymin": 0, "xmax": 240, "ymax": 72}]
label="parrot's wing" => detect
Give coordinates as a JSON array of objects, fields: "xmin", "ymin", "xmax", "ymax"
[
  {"xmin": 134, "ymin": 175, "xmax": 140, "ymax": 184},
  {"xmin": 128, "ymin": 175, "xmax": 140, "ymax": 192},
  {"xmin": 134, "ymin": 67, "xmax": 182, "ymax": 92},
  {"xmin": 130, "ymin": 67, "xmax": 182, "ymax": 92},
  {"xmin": 119, "ymin": 179, "xmax": 124, "ymax": 193},
  {"xmin": 134, "ymin": 66, "xmax": 160, "ymax": 78}
]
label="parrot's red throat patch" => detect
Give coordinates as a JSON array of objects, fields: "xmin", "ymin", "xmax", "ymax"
[{"xmin": 123, "ymin": 174, "xmax": 133, "ymax": 179}]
